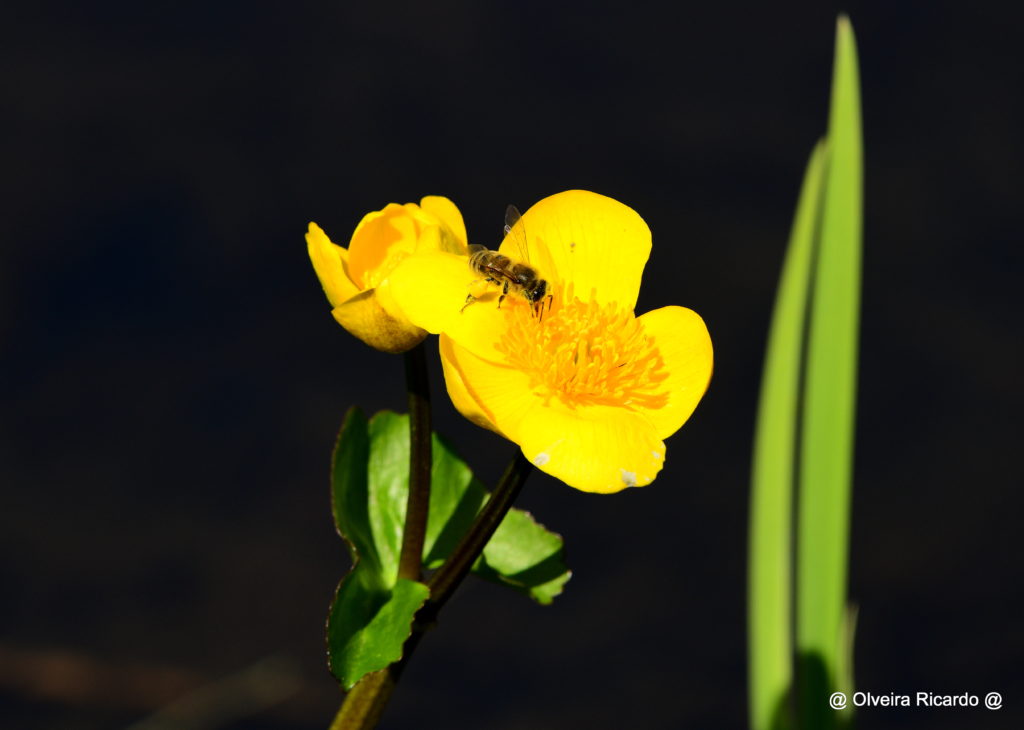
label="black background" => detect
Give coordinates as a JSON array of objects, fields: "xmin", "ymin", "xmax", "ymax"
[{"xmin": 3, "ymin": 1, "xmax": 1022, "ymax": 728}]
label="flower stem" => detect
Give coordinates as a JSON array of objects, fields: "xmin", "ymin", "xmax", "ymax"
[
  {"xmin": 425, "ymin": 449, "xmax": 533, "ymax": 609},
  {"xmin": 328, "ymin": 447, "xmax": 533, "ymax": 730},
  {"xmin": 328, "ymin": 669, "xmax": 395, "ymax": 730},
  {"xmin": 397, "ymin": 343, "xmax": 431, "ymax": 582}
]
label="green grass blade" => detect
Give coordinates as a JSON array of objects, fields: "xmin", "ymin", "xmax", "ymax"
[
  {"xmin": 749, "ymin": 140, "xmax": 827, "ymax": 730},
  {"xmin": 796, "ymin": 15, "xmax": 862, "ymax": 728}
]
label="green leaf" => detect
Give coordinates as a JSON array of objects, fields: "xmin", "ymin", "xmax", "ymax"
[
  {"xmin": 326, "ymin": 569, "xmax": 430, "ymax": 690},
  {"xmin": 328, "ymin": 409, "xmax": 424, "ymax": 688},
  {"xmin": 364, "ymin": 411, "xmax": 413, "ymax": 584},
  {"xmin": 748, "ymin": 139, "xmax": 826, "ymax": 730},
  {"xmin": 474, "ymin": 507, "xmax": 571, "ymax": 605},
  {"xmin": 796, "ymin": 14, "xmax": 862, "ymax": 729},
  {"xmin": 419, "ymin": 429, "xmax": 570, "ymax": 604},
  {"xmin": 327, "ymin": 408, "xmax": 570, "ymax": 687},
  {"xmin": 333, "ymin": 409, "xmax": 489, "ymax": 585},
  {"xmin": 331, "ymin": 408, "xmax": 386, "ymax": 587},
  {"xmin": 423, "ymin": 432, "xmax": 487, "ymax": 568},
  {"xmin": 748, "ymin": 17, "xmax": 862, "ymax": 730},
  {"xmin": 330, "ymin": 409, "xmax": 416, "ymax": 589}
]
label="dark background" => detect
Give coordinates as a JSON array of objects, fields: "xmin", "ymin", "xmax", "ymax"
[{"xmin": 3, "ymin": 1, "xmax": 1022, "ymax": 728}]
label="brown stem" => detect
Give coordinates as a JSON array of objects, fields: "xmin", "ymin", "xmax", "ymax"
[
  {"xmin": 397, "ymin": 343, "xmax": 431, "ymax": 582},
  {"xmin": 327, "ymin": 669, "xmax": 394, "ymax": 730},
  {"xmin": 328, "ymin": 447, "xmax": 533, "ymax": 729},
  {"xmin": 425, "ymin": 449, "xmax": 533, "ymax": 610}
]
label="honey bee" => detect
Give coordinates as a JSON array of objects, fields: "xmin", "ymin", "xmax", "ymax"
[{"xmin": 461, "ymin": 205, "xmax": 552, "ymax": 318}]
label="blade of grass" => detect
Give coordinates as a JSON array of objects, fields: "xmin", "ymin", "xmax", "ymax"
[
  {"xmin": 796, "ymin": 15, "xmax": 862, "ymax": 729},
  {"xmin": 748, "ymin": 140, "xmax": 826, "ymax": 730}
]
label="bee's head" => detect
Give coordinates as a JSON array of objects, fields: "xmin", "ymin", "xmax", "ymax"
[{"xmin": 529, "ymin": 280, "xmax": 548, "ymax": 302}]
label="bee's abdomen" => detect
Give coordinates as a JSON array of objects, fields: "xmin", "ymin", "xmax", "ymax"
[{"xmin": 469, "ymin": 248, "xmax": 510, "ymax": 276}]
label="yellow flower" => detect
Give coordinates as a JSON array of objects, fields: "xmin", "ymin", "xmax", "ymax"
[
  {"xmin": 306, "ymin": 196, "xmax": 467, "ymax": 353},
  {"xmin": 389, "ymin": 190, "xmax": 713, "ymax": 493}
]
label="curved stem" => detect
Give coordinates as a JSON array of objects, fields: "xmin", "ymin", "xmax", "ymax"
[
  {"xmin": 328, "ymin": 447, "xmax": 533, "ymax": 730},
  {"xmin": 328, "ymin": 669, "xmax": 394, "ymax": 730},
  {"xmin": 425, "ymin": 449, "xmax": 533, "ymax": 610},
  {"xmin": 397, "ymin": 343, "xmax": 431, "ymax": 582}
]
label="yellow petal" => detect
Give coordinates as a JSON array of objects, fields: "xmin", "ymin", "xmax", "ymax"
[
  {"xmin": 508, "ymin": 190, "xmax": 652, "ymax": 309},
  {"xmin": 387, "ymin": 251, "xmax": 513, "ymax": 362},
  {"xmin": 634, "ymin": 306, "xmax": 714, "ymax": 439},
  {"xmin": 438, "ymin": 336, "xmax": 539, "ymax": 438},
  {"xmin": 371, "ymin": 276, "xmax": 406, "ymax": 324},
  {"xmin": 331, "ymin": 289, "xmax": 426, "ymax": 354},
  {"xmin": 516, "ymin": 403, "xmax": 666, "ymax": 493},
  {"xmin": 420, "ymin": 196, "xmax": 468, "ymax": 252},
  {"xmin": 438, "ymin": 335, "xmax": 505, "ymax": 436},
  {"xmin": 307, "ymin": 222, "xmax": 359, "ymax": 308},
  {"xmin": 347, "ymin": 204, "xmax": 421, "ymax": 289},
  {"xmin": 439, "ymin": 337, "xmax": 665, "ymax": 493},
  {"xmin": 413, "ymin": 222, "xmax": 442, "ymax": 255},
  {"xmin": 386, "ymin": 251, "xmax": 471, "ymax": 332}
]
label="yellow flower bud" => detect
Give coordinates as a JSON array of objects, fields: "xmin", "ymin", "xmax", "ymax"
[{"xmin": 307, "ymin": 196, "xmax": 467, "ymax": 353}]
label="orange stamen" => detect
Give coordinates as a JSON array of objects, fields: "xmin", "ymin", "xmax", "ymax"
[{"xmin": 496, "ymin": 284, "xmax": 669, "ymax": 410}]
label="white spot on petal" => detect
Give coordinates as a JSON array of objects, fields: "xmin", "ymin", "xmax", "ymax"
[
  {"xmin": 533, "ymin": 452, "xmax": 551, "ymax": 467},
  {"xmin": 651, "ymin": 451, "xmax": 663, "ymax": 460},
  {"xmin": 620, "ymin": 469, "xmax": 638, "ymax": 487}
]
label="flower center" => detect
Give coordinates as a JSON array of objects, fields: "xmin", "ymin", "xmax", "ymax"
[{"xmin": 496, "ymin": 285, "xmax": 669, "ymax": 409}]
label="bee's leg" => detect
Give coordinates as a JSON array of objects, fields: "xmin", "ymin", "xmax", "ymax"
[
  {"xmin": 463, "ymin": 276, "xmax": 494, "ymax": 313},
  {"xmin": 538, "ymin": 293, "xmax": 553, "ymax": 321},
  {"xmin": 497, "ymin": 280, "xmax": 510, "ymax": 309}
]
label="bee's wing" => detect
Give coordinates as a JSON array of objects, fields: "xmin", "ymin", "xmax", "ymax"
[{"xmin": 502, "ymin": 204, "xmax": 531, "ymax": 264}]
